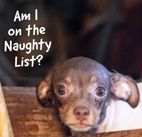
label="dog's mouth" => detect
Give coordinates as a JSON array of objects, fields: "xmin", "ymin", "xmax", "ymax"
[{"xmin": 67, "ymin": 122, "xmax": 94, "ymax": 132}]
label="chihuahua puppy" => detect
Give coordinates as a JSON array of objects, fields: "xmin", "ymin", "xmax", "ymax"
[{"xmin": 37, "ymin": 57, "xmax": 139, "ymax": 136}]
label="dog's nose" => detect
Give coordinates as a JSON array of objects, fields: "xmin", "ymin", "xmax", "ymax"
[{"xmin": 73, "ymin": 106, "xmax": 90, "ymax": 121}]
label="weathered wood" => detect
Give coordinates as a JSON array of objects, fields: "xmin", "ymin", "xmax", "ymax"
[
  {"xmin": 2, "ymin": 87, "xmax": 142, "ymax": 137},
  {"xmin": 2, "ymin": 87, "xmax": 65, "ymax": 137}
]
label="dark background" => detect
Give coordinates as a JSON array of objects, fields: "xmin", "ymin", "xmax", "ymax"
[{"xmin": 0, "ymin": 0, "xmax": 142, "ymax": 86}]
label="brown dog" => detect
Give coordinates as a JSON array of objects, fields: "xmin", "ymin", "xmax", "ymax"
[{"xmin": 37, "ymin": 57, "xmax": 139, "ymax": 136}]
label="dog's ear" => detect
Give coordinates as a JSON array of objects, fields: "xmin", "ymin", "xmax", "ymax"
[
  {"xmin": 110, "ymin": 73, "xmax": 139, "ymax": 108},
  {"xmin": 37, "ymin": 71, "xmax": 53, "ymax": 107}
]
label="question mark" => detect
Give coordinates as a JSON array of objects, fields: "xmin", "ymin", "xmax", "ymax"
[{"xmin": 36, "ymin": 55, "xmax": 43, "ymax": 65}]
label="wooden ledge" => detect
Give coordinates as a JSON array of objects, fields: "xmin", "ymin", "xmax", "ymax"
[{"xmin": 2, "ymin": 86, "xmax": 142, "ymax": 137}]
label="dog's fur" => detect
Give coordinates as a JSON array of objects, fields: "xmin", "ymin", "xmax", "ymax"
[{"xmin": 37, "ymin": 57, "xmax": 140, "ymax": 136}]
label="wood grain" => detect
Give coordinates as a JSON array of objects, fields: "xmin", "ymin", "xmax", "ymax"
[{"xmin": 2, "ymin": 87, "xmax": 142, "ymax": 137}]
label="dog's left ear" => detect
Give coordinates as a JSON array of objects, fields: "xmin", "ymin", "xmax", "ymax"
[{"xmin": 110, "ymin": 73, "xmax": 140, "ymax": 108}]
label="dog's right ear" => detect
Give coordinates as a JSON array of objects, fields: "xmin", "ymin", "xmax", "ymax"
[{"xmin": 37, "ymin": 71, "xmax": 53, "ymax": 107}]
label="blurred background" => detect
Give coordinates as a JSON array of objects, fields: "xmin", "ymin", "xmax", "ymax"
[{"xmin": 0, "ymin": 0, "xmax": 142, "ymax": 86}]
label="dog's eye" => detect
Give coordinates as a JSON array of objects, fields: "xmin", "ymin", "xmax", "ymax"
[
  {"xmin": 55, "ymin": 85, "xmax": 66, "ymax": 95},
  {"xmin": 95, "ymin": 87, "xmax": 106, "ymax": 97}
]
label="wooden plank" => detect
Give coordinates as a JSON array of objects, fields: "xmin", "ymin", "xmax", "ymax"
[
  {"xmin": 2, "ymin": 87, "xmax": 65, "ymax": 137},
  {"xmin": 0, "ymin": 85, "xmax": 14, "ymax": 137},
  {"xmin": 2, "ymin": 86, "xmax": 142, "ymax": 137}
]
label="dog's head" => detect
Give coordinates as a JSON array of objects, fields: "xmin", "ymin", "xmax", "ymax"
[{"xmin": 37, "ymin": 57, "xmax": 139, "ymax": 133}]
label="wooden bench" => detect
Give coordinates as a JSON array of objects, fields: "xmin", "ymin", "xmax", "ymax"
[{"xmin": 2, "ymin": 86, "xmax": 142, "ymax": 137}]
